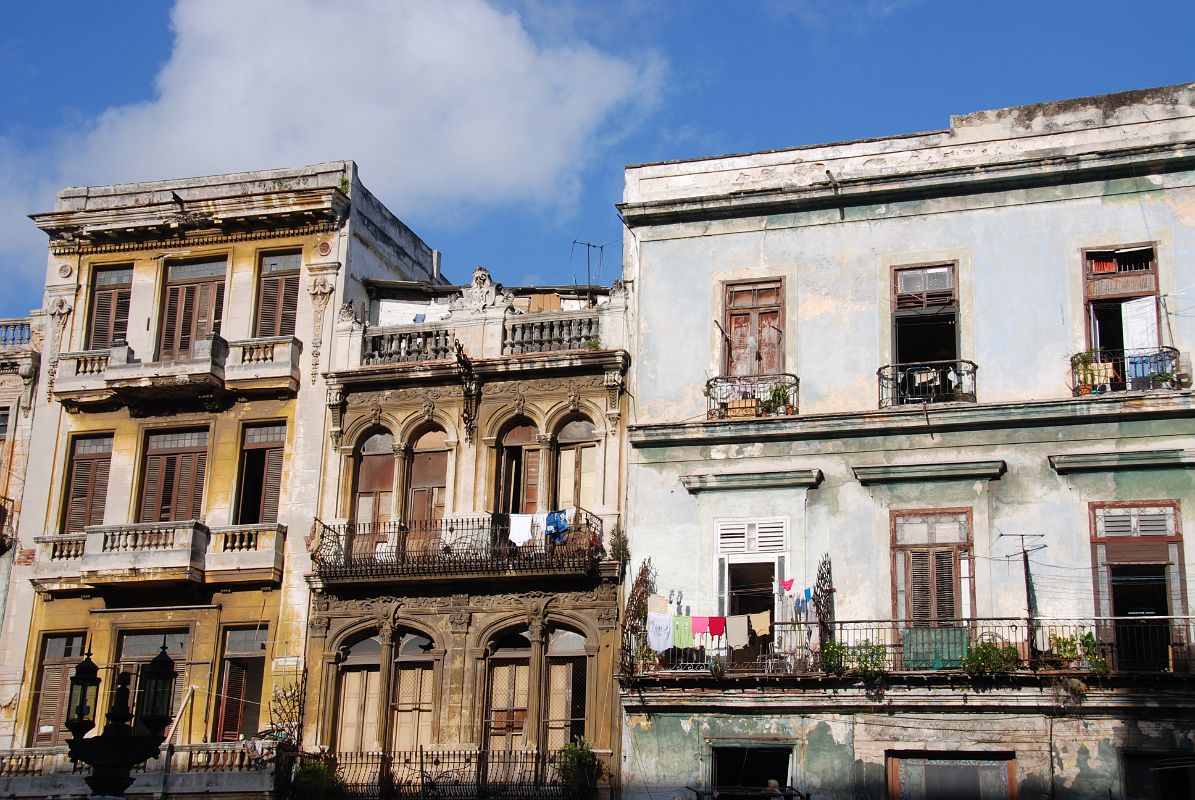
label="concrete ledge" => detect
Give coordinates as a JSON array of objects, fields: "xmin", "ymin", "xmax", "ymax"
[
  {"xmin": 680, "ymin": 469, "xmax": 823, "ymax": 493},
  {"xmin": 852, "ymin": 460, "xmax": 1006, "ymax": 485},
  {"xmin": 1048, "ymin": 449, "xmax": 1195, "ymax": 473}
]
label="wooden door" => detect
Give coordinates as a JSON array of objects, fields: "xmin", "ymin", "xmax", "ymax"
[
  {"xmin": 255, "ymin": 252, "xmax": 301, "ymax": 337},
  {"xmin": 139, "ymin": 429, "xmax": 208, "ymax": 523},
  {"xmin": 159, "ymin": 259, "xmax": 226, "ymax": 360},
  {"xmin": 725, "ymin": 281, "xmax": 782, "ymax": 376},
  {"xmin": 87, "ymin": 266, "xmax": 132, "ymax": 349},
  {"xmin": 63, "ymin": 436, "xmax": 112, "ymax": 532},
  {"xmin": 391, "ymin": 662, "xmax": 434, "ymax": 751},
  {"xmin": 336, "ymin": 667, "xmax": 381, "ymax": 752},
  {"xmin": 485, "ymin": 659, "xmax": 529, "ymax": 751}
]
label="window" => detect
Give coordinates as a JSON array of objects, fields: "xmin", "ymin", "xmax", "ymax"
[
  {"xmin": 333, "ymin": 629, "xmax": 437, "ymax": 753},
  {"xmin": 483, "ymin": 625, "xmax": 589, "ymax": 751},
  {"xmin": 115, "ymin": 629, "xmax": 188, "ymax": 736},
  {"xmin": 716, "ymin": 518, "xmax": 788, "ymax": 663},
  {"xmin": 215, "ymin": 627, "xmax": 267, "ymax": 742},
  {"xmin": 722, "ymin": 279, "xmax": 782, "ymax": 376},
  {"xmin": 1083, "ymin": 245, "xmax": 1166, "ymax": 390},
  {"xmin": 555, "ymin": 418, "xmax": 597, "ymax": 510},
  {"xmin": 407, "ymin": 428, "xmax": 447, "ymax": 523},
  {"xmin": 391, "ymin": 631, "xmax": 435, "ymax": 751},
  {"xmin": 236, "ymin": 424, "xmax": 286, "ymax": 525},
  {"xmin": 29, "ymin": 633, "xmax": 86, "ymax": 746},
  {"xmin": 334, "ymin": 636, "xmax": 383, "ymax": 752},
  {"xmin": 254, "ymin": 251, "xmax": 300, "ymax": 338},
  {"xmin": 1123, "ymin": 751, "xmax": 1195, "ymax": 800},
  {"xmin": 496, "ymin": 421, "xmax": 539, "ymax": 515},
  {"xmin": 354, "ymin": 432, "xmax": 395, "ymax": 527},
  {"xmin": 892, "ymin": 510, "xmax": 973, "ymax": 626},
  {"xmin": 887, "ymin": 751, "xmax": 1016, "ymax": 800},
  {"xmin": 138, "ymin": 429, "xmax": 208, "ymax": 523},
  {"xmin": 0, "ymin": 406, "xmax": 9, "ymax": 440},
  {"xmin": 1091, "ymin": 502, "xmax": 1185, "ymax": 671},
  {"xmin": 87, "ymin": 266, "xmax": 132, "ymax": 350},
  {"xmin": 62, "ymin": 435, "xmax": 113, "ymax": 533},
  {"xmin": 893, "ymin": 264, "xmax": 958, "ymax": 366},
  {"xmin": 159, "ymin": 258, "xmax": 226, "ymax": 361},
  {"xmin": 713, "ymin": 747, "xmax": 792, "ymax": 797}
]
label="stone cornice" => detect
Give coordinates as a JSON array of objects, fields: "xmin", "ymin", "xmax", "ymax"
[
  {"xmin": 1048, "ymin": 449, "xmax": 1195, "ymax": 474},
  {"xmin": 329, "ymin": 349, "xmax": 630, "ymax": 391},
  {"xmin": 628, "ymin": 392, "xmax": 1195, "ymax": 449},
  {"xmin": 852, "ymin": 460, "xmax": 1006, "ymax": 485},
  {"xmin": 680, "ymin": 469, "xmax": 823, "ymax": 494}
]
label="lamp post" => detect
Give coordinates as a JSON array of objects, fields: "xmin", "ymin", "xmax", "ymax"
[{"xmin": 66, "ymin": 643, "xmax": 177, "ymax": 799}]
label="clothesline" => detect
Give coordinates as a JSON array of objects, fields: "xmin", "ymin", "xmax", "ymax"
[{"xmin": 643, "ymin": 588, "xmax": 822, "ymax": 653}]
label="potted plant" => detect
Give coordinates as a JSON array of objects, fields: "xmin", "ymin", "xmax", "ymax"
[
  {"xmin": 820, "ymin": 640, "xmax": 848, "ymax": 676},
  {"xmin": 961, "ymin": 638, "xmax": 1021, "ymax": 680},
  {"xmin": 1149, "ymin": 370, "xmax": 1176, "ymax": 389},
  {"xmin": 1071, "ymin": 349, "xmax": 1100, "ymax": 395},
  {"xmin": 559, "ymin": 738, "xmax": 605, "ymax": 799},
  {"xmin": 760, "ymin": 384, "xmax": 790, "ymax": 415}
]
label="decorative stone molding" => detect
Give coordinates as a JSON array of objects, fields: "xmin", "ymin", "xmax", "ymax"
[
  {"xmin": 449, "ymin": 266, "xmax": 513, "ymax": 314},
  {"xmin": 46, "ymin": 297, "xmax": 73, "ymax": 401},
  {"xmin": 315, "ymin": 588, "xmax": 615, "ymax": 616},
  {"xmin": 309, "ymin": 615, "xmax": 330, "ymax": 637},
  {"xmin": 18, "ymin": 359, "xmax": 38, "ymax": 417},
  {"xmin": 1048, "ymin": 449, "xmax": 1195, "ymax": 473},
  {"xmin": 455, "ymin": 341, "xmax": 481, "ymax": 444},
  {"xmin": 327, "ymin": 387, "xmax": 345, "ymax": 447},
  {"xmin": 596, "ymin": 607, "xmax": 619, "ymax": 629},
  {"xmin": 680, "ymin": 469, "xmax": 823, "ymax": 494},
  {"xmin": 449, "ymin": 612, "xmax": 470, "ymax": 632},
  {"xmin": 535, "ymin": 433, "xmax": 553, "ymax": 448},
  {"xmin": 307, "ymin": 264, "xmax": 339, "ymax": 385},
  {"xmin": 851, "ymin": 460, "xmax": 1007, "ymax": 485}
]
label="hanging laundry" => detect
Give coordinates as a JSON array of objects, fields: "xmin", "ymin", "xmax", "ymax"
[
  {"xmin": 804, "ymin": 587, "xmax": 812, "ymax": 602},
  {"xmin": 545, "ymin": 510, "xmax": 569, "ymax": 544},
  {"xmin": 646, "ymin": 611, "xmax": 673, "ymax": 652},
  {"xmin": 726, "ymin": 616, "xmax": 749, "ymax": 649},
  {"xmin": 748, "ymin": 610, "xmax": 772, "ymax": 638},
  {"xmin": 672, "ymin": 616, "xmax": 694, "ymax": 649},
  {"xmin": 647, "ymin": 594, "xmax": 668, "ymax": 615},
  {"xmin": 508, "ymin": 514, "xmax": 535, "ymax": 546},
  {"xmin": 691, "ymin": 616, "xmax": 711, "ymax": 637},
  {"xmin": 781, "ymin": 578, "xmax": 795, "ymax": 592},
  {"xmin": 708, "ymin": 617, "xmax": 726, "ymax": 638}
]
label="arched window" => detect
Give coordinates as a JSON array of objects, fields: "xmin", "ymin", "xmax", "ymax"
[
  {"xmin": 354, "ymin": 432, "xmax": 394, "ymax": 526},
  {"xmin": 408, "ymin": 428, "xmax": 447, "ymax": 523},
  {"xmin": 555, "ymin": 418, "xmax": 597, "ymax": 510},
  {"xmin": 334, "ymin": 635, "xmax": 382, "ymax": 752},
  {"xmin": 391, "ymin": 631, "xmax": 436, "ymax": 751},
  {"xmin": 483, "ymin": 625, "xmax": 589, "ymax": 752},
  {"xmin": 496, "ymin": 422, "xmax": 539, "ymax": 514}
]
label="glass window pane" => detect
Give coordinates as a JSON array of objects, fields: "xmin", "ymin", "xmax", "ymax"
[
  {"xmin": 557, "ymin": 420, "xmax": 595, "ymax": 443},
  {"xmin": 557, "ymin": 450, "xmax": 576, "ymax": 509}
]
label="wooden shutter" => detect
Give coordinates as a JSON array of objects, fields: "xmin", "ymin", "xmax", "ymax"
[
  {"xmin": 909, "ymin": 550, "xmax": 932, "ymax": 625},
  {"xmin": 521, "ymin": 449, "xmax": 540, "ymax": 514},
  {"xmin": 728, "ymin": 313, "xmax": 753, "ymax": 376},
  {"xmin": 64, "ymin": 441, "xmax": 111, "ymax": 533},
  {"xmin": 139, "ymin": 454, "xmax": 165, "ymax": 523},
  {"xmin": 88, "ymin": 287, "xmax": 131, "ymax": 350},
  {"xmin": 757, "ymin": 308, "xmax": 782, "ymax": 374},
  {"xmin": 32, "ymin": 664, "xmax": 69, "ymax": 746},
  {"xmin": 392, "ymin": 662, "xmax": 433, "ymax": 751},
  {"xmin": 159, "ymin": 285, "xmax": 183, "ymax": 360},
  {"xmin": 255, "ymin": 273, "xmax": 300, "ymax": 337},
  {"xmin": 933, "ymin": 549, "xmax": 957, "ymax": 620},
  {"xmin": 140, "ymin": 431, "xmax": 208, "ymax": 523},
  {"xmin": 216, "ymin": 660, "xmax": 248, "ymax": 742},
  {"xmin": 160, "ymin": 260, "xmax": 225, "ymax": 359},
  {"xmin": 409, "ymin": 451, "xmax": 447, "ymax": 522},
  {"xmin": 260, "ymin": 448, "xmax": 283, "ymax": 524}
]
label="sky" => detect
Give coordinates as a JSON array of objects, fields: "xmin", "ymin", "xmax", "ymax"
[{"xmin": 0, "ymin": 0, "xmax": 1192, "ymax": 317}]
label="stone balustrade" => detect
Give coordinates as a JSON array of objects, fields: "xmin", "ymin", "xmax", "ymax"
[
  {"xmin": 503, "ymin": 309, "xmax": 601, "ymax": 354},
  {"xmin": 225, "ymin": 336, "xmax": 302, "ymax": 392},
  {"xmin": 362, "ymin": 323, "xmax": 455, "ymax": 364}
]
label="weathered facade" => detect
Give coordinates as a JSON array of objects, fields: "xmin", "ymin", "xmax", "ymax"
[
  {"xmin": 0, "ymin": 161, "xmax": 440, "ymax": 797},
  {"xmin": 303, "ymin": 266, "xmax": 629, "ymax": 795},
  {"xmin": 618, "ymin": 84, "xmax": 1195, "ymax": 799}
]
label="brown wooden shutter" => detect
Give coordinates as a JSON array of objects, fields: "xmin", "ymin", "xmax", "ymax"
[
  {"xmin": 1105, "ymin": 540, "xmax": 1170, "ymax": 563},
  {"xmin": 728, "ymin": 312, "xmax": 752, "ymax": 376},
  {"xmin": 32, "ymin": 664, "xmax": 69, "ymax": 746},
  {"xmin": 933, "ymin": 549, "xmax": 958, "ymax": 620},
  {"xmin": 279, "ymin": 274, "xmax": 298, "ymax": 336},
  {"xmin": 521, "ymin": 449, "xmax": 540, "ymax": 514},
  {"xmin": 139, "ymin": 454, "xmax": 165, "ymax": 523},
  {"xmin": 181, "ymin": 451, "xmax": 207, "ymax": 520},
  {"xmin": 65, "ymin": 454, "xmax": 109, "ymax": 533},
  {"xmin": 89, "ymin": 290, "xmax": 114, "ymax": 349},
  {"xmin": 909, "ymin": 550, "xmax": 932, "ymax": 625},
  {"xmin": 260, "ymin": 448, "xmax": 283, "ymax": 524},
  {"xmin": 88, "ymin": 269, "xmax": 132, "ymax": 350},
  {"xmin": 255, "ymin": 277, "xmax": 281, "ymax": 337},
  {"xmin": 216, "ymin": 660, "xmax": 248, "ymax": 742},
  {"xmin": 160, "ymin": 286, "xmax": 182, "ymax": 360},
  {"xmin": 758, "ymin": 308, "xmax": 782, "ymax": 374}
]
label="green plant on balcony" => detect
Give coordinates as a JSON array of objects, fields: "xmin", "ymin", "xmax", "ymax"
[
  {"xmin": 760, "ymin": 384, "xmax": 791, "ymax": 415},
  {"xmin": 559, "ymin": 738, "xmax": 605, "ymax": 798},
  {"xmin": 290, "ymin": 758, "xmax": 345, "ymax": 799},
  {"xmin": 584, "ymin": 336, "xmax": 602, "ymax": 351},
  {"xmin": 1149, "ymin": 370, "xmax": 1177, "ymax": 389},
  {"xmin": 853, "ymin": 640, "xmax": 889, "ymax": 688},
  {"xmin": 820, "ymin": 639, "xmax": 848, "ymax": 676},
  {"xmin": 961, "ymin": 638, "xmax": 1021, "ymax": 679},
  {"xmin": 1071, "ymin": 348, "xmax": 1102, "ymax": 393},
  {"xmin": 1048, "ymin": 632, "xmax": 1107, "ymax": 674}
]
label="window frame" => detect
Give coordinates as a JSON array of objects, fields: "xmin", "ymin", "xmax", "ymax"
[
  {"xmin": 137, "ymin": 427, "xmax": 210, "ymax": 523},
  {"xmin": 889, "ymin": 508, "xmax": 975, "ymax": 625},
  {"xmin": 61, "ymin": 434, "xmax": 114, "ymax": 533},
  {"xmin": 1089, "ymin": 500, "xmax": 1186, "ymax": 618},
  {"xmin": 234, "ymin": 422, "xmax": 287, "ymax": 525},
  {"xmin": 253, "ymin": 250, "xmax": 301, "ymax": 338},
  {"xmin": 1081, "ymin": 242, "xmax": 1161, "ymax": 350},
  {"xmin": 85, "ymin": 263, "xmax": 133, "ymax": 351},
  {"xmin": 158, "ymin": 256, "xmax": 228, "ymax": 361},
  {"xmin": 721, "ymin": 277, "xmax": 784, "ymax": 377},
  {"xmin": 29, "ymin": 632, "xmax": 87, "ymax": 747}
]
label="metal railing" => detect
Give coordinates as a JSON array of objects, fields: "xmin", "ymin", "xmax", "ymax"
[
  {"xmin": 1070, "ymin": 346, "xmax": 1181, "ymax": 395},
  {"xmin": 0, "ymin": 319, "xmax": 32, "ymax": 350},
  {"xmin": 623, "ymin": 617, "xmax": 1195, "ymax": 677},
  {"xmin": 503, "ymin": 310, "xmax": 601, "ymax": 355},
  {"xmin": 313, "ymin": 510, "xmax": 603, "ymax": 581},
  {"xmin": 363, "ymin": 324, "xmax": 455, "ymax": 364},
  {"xmin": 292, "ymin": 749, "xmax": 604, "ymax": 800},
  {"xmin": 878, "ymin": 359, "xmax": 978, "ymax": 407},
  {"xmin": 705, "ymin": 374, "xmax": 799, "ymax": 420}
]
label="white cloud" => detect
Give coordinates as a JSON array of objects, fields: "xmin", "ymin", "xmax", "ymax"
[{"xmin": 0, "ymin": 0, "xmax": 661, "ymax": 305}]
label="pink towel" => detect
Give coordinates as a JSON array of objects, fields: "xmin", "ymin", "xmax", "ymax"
[
  {"xmin": 781, "ymin": 578, "xmax": 795, "ymax": 592},
  {"xmin": 691, "ymin": 616, "xmax": 710, "ymax": 636},
  {"xmin": 708, "ymin": 617, "xmax": 726, "ymax": 637}
]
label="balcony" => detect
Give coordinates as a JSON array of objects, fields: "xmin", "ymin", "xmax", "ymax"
[
  {"xmin": 878, "ymin": 359, "xmax": 977, "ymax": 407},
  {"xmin": 313, "ymin": 748, "xmax": 611, "ymax": 799},
  {"xmin": 32, "ymin": 521, "xmax": 286, "ymax": 592},
  {"xmin": 54, "ymin": 334, "xmax": 301, "ymax": 412},
  {"xmin": 1070, "ymin": 346, "xmax": 1181, "ymax": 396},
  {"xmin": 311, "ymin": 509, "xmax": 603, "ymax": 586},
  {"xmin": 0, "ymin": 741, "xmax": 285, "ymax": 798},
  {"xmin": 362, "ymin": 323, "xmax": 455, "ymax": 365},
  {"xmin": 705, "ymin": 374, "xmax": 798, "ymax": 421},
  {"xmin": 224, "ymin": 336, "xmax": 302, "ymax": 392},
  {"xmin": 503, "ymin": 309, "xmax": 601, "ymax": 354},
  {"xmin": 622, "ymin": 617, "xmax": 1195, "ymax": 679}
]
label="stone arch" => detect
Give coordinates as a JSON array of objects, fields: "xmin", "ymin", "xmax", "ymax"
[
  {"xmin": 483, "ymin": 406, "xmax": 545, "ymax": 442},
  {"xmin": 543, "ymin": 400, "xmax": 606, "ymax": 438},
  {"xmin": 396, "ymin": 410, "xmax": 459, "ymax": 448}
]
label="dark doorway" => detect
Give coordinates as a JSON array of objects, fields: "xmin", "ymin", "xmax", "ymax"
[
  {"xmin": 1111, "ymin": 564, "xmax": 1171, "ymax": 671},
  {"xmin": 895, "ymin": 314, "xmax": 957, "ymax": 365},
  {"xmin": 1123, "ymin": 752, "xmax": 1195, "ymax": 799},
  {"xmin": 728, "ymin": 562, "xmax": 774, "ymax": 664},
  {"xmin": 713, "ymin": 746, "xmax": 791, "ymax": 798}
]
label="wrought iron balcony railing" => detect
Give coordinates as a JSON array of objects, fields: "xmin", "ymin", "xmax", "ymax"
[
  {"xmin": 312, "ymin": 510, "xmax": 603, "ymax": 582},
  {"xmin": 622, "ymin": 617, "xmax": 1195, "ymax": 678},
  {"xmin": 1070, "ymin": 346, "xmax": 1181, "ymax": 395},
  {"xmin": 878, "ymin": 359, "xmax": 977, "ymax": 407},
  {"xmin": 705, "ymin": 374, "xmax": 799, "ymax": 420},
  {"xmin": 290, "ymin": 748, "xmax": 608, "ymax": 800}
]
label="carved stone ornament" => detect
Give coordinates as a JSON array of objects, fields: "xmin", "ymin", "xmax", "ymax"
[
  {"xmin": 327, "ymin": 387, "xmax": 345, "ymax": 447},
  {"xmin": 421, "ymin": 394, "xmax": 435, "ymax": 424},
  {"xmin": 57, "ymin": 263, "xmax": 73, "ymax": 278},
  {"xmin": 597, "ymin": 607, "xmax": 619, "ymax": 629},
  {"xmin": 309, "ymin": 615, "xmax": 331, "ymax": 636},
  {"xmin": 317, "ymin": 240, "xmax": 333, "ymax": 257},
  {"xmin": 512, "ymin": 387, "xmax": 526, "ymax": 417},
  {"xmin": 567, "ymin": 381, "xmax": 581, "ymax": 413},
  {"xmin": 308, "ymin": 274, "xmax": 336, "ymax": 385},
  {"xmin": 449, "ymin": 612, "xmax": 470, "ymax": 632},
  {"xmin": 46, "ymin": 297, "xmax": 73, "ymax": 401},
  {"xmin": 527, "ymin": 616, "xmax": 545, "ymax": 641},
  {"xmin": 368, "ymin": 398, "xmax": 383, "ymax": 427},
  {"xmin": 337, "ymin": 300, "xmax": 357, "ymax": 324},
  {"xmin": 450, "ymin": 266, "xmax": 514, "ymax": 314},
  {"xmin": 18, "ymin": 359, "xmax": 38, "ymax": 418}
]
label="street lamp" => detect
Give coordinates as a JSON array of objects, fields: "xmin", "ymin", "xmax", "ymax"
[{"xmin": 66, "ymin": 643, "xmax": 177, "ymax": 799}]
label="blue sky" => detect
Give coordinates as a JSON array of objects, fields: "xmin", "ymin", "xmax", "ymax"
[{"xmin": 1, "ymin": 0, "xmax": 1192, "ymax": 317}]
